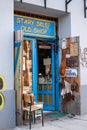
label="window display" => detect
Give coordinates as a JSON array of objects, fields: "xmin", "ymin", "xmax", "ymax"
[{"xmin": 22, "ymin": 40, "xmax": 32, "ymax": 92}]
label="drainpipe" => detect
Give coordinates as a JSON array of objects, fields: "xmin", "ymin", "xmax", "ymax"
[{"xmin": 44, "ymin": 0, "xmax": 46, "ymax": 8}]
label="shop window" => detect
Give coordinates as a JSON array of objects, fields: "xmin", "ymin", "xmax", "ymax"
[{"xmin": 22, "ymin": 40, "xmax": 32, "ymax": 93}]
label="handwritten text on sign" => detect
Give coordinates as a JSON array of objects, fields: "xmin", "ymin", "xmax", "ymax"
[{"xmin": 14, "ymin": 15, "xmax": 56, "ymax": 38}]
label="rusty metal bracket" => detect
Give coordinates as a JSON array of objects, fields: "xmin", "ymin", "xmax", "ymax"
[
  {"xmin": 65, "ymin": 0, "xmax": 72, "ymax": 12},
  {"xmin": 20, "ymin": 0, "xmax": 22, "ymax": 3},
  {"xmin": 84, "ymin": 0, "xmax": 87, "ymax": 18},
  {"xmin": 44, "ymin": 0, "xmax": 46, "ymax": 8}
]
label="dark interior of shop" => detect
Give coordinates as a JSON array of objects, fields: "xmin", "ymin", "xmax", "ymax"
[{"xmin": 37, "ymin": 42, "xmax": 51, "ymax": 77}]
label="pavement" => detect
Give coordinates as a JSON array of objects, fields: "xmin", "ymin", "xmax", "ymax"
[{"xmin": 6, "ymin": 112, "xmax": 87, "ymax": 130}]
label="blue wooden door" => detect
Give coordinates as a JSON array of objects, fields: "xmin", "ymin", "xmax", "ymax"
[
  {"xmin": 38, "ymin": 44, "xmax": 56, "ymax": 111},
  {"xmin": 14, "ymin": 38, "xmax": 60, "ymax": 111},
  {"xmin": 55, "ymin": 41, "xmax": 61, "ymax": 111}
]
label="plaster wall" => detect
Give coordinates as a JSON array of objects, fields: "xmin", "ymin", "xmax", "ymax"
[
  {"xmin": 19, "ymin": 0, "xmax": 65, "ymax": 11},
  {"xmin": 45, "ymin": 0, "xmax": 65, "ymax": 11},
  {"xmin": 0, "ymin": 0, "xmax": 14, "ymax": 90},
  {"xmin": 0, "ymin": 1, "xmax": 15, "ymax": 129},
  {"xmin": 59, "ymin": 14, "xmax": 71, "ymax": 39},
  {"xmin": 0, "ymin": 90, "xmax": 16, "ymax": 130},
  {"xmin": 23, "ymin": 0, "xmax": 44, "ymax": 6}
]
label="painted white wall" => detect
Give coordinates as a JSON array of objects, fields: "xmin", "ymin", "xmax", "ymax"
[
  {"xmin": 15, "ymin": 0, "xmax": 65, "ymax": 11},
  {"xmin": 68, "ymin": 0, "xmax": 87, "ymax": 85},
  {"xmin": 59, "ymin": 14, "xmax": 71, "ymax": 39},
  {"xmin": 47, "ymin": 0, "xmax": 65, "ymax": 11},
  {"xmin": 23, "ymin": 0, "xmax": 44, "ymax": 6},
  {"xmin": 0, "ymin": 0, "xmax": 14, "ymax": 90}
]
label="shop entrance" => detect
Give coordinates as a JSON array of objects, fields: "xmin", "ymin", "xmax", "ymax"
[
  {"xmin": 14, "ymin": 14, "xmax": 59, "ymax": 124},
  {"xmin": 22, "ymin": 38, "xmax": 38, "ymax": 101},
  {"xmin": 22, "ymin": 38, "xmax": 56, "ymax": 111},
  {"xmin": 14, "ymin": 30, "xmax": 61, "ymax": 125},
  {"xmin": 37, "ymin": 41, "xmax": 55, "ymax": 110},
  {"xmin": 15, "ymin": 30, "xmax": 61, "ymax": 125}
]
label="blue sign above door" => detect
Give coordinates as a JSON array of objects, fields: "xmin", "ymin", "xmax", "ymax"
[{"xmin": 14, "ymin": 15, "xmax": 56, "ymax": 38}]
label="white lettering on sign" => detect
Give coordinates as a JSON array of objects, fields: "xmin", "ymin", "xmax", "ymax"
[{"xmin": 66, "ymin": 69, "xmax": 77, "ymax": 77}]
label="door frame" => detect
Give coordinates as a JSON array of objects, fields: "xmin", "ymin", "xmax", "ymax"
[{"xmin": 14, "ymin": 35, "xmax": 60, "ymax": 112}]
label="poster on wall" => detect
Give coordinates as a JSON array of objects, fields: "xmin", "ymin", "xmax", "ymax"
[
  {"xmin": 66, "ymin": 69, "xmax": 78, "ymax": 77},
  {"xmin": 43, "ymin": 58, "xmax": 51, "ymax": 65}
]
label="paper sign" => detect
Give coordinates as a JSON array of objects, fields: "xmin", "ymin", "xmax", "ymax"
[
  {"xmin": 43, "ymin": 58, "xmax": 51, "ymax": 65},
  {"xmin": 62, "ymin": 39, "xmax": 66, "ymax": 49},
  {"xmin": 66, "ymin": 69, "xmax": 77, "ymax": 77}
]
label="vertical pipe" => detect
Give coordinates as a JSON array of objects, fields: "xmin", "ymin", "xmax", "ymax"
[
  {"xmin": 44, "ymin": 0, "xmax": 46, "ymax": 8},
  {"xmin": 65, "ymin": 0, "xmax": 67, "ymax": 12},
  {"xmin": 65, "ymin": 0, "xmax": 72, "ymax": 12},
  {"xmin": 20, "ymin": 0, "xmax": 22, "ymax": 3},
  {"xmin": 52, "ymin": 44, "xmax": 55, "ymax": 110},
  {"xmin": 84, "ymin": 0, "xmax": 86, "ymax": 18},
  {"xmin": 32, "ymin": 39, "xmax": 38, "ymax": 102}
]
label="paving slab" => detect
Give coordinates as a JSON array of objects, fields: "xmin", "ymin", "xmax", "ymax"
[{"xmin": 6, "ymin": 114, "xmax": 87, "ymax": 130}]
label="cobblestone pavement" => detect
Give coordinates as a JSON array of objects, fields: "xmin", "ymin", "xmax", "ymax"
[{"xmin": 6, "ymin": 113, "xmax": 87, "ymax": 130}]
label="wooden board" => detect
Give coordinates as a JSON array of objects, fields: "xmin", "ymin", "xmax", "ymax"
[{"xmin": 70, "ymin": 42, "xmax": 79, "ymax": 56}]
